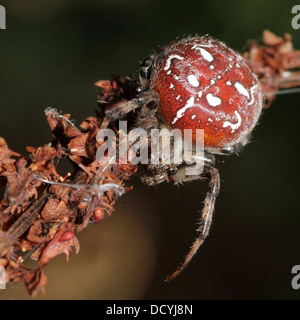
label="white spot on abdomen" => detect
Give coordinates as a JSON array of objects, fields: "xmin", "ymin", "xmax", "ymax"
[
  {"xmin": 164, "ymin": 55, "xmax": 184, "ymax": 70},
  {"xmin": 206, "ymin": 93, "xmax": 222, "ymax": 107},
  {"xmin": 187, "ymin": 74, "xmax": 199, "ymax": 87},
  {"xmin": 172, "ymin": 96, "xmax": 195, "ymax": 124},
  {"xmin": 199, "ymin": 48, "xmax": 214, "ymax": 62},
  {"xmin": 234, "ymin": 82, "xmax": 250, "ymax": 99},
  {"xmin": 191, "ymin": 43, "xmax": 213, "ymax": 49},
  {"xmin": 223, "ymin": 110, "xmax": 242, "ymax": 132},
  {"xmin": 248, "ymin": 84, "xmax": 259, "ymax": 106},
  {"xmin": 192, "ymin": 46, "xmax": 214, "ymax": 62}
]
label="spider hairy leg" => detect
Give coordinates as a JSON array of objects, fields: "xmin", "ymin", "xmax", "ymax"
[
  {"xmin": 104, "ymin": 91, "xmax": 158, "ymax": 122},
  {"xmin": 166, "ymin": 165, "xmax": 220, "ymax": 281}
]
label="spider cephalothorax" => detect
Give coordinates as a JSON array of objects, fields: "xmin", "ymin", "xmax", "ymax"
[{"xmin": 103, "ymin": 36, "xmax": 263, "ymax": 281}]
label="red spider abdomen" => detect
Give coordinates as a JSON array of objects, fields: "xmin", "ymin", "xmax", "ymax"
[{"xmin": 151, "ymin": 37, "xmax": 263, "ymax": 148}]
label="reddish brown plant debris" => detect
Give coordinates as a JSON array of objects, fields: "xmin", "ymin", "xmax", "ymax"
[
  {"xmin": 0, "ymin": 70, "xmax": 139, "ymax": 295},
  {"xmin": 39, "ymin": 223, "xmax": 80, "ymax": 266},
  {"xmin": 245, "ymin": 30, "xmax": 300, "ymax": 108},
  {"xmin": 23, "ymin": 268, "xmax": 47, "ymax": 297}
]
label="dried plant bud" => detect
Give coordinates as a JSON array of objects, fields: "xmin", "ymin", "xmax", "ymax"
[
  {"xmin": 39, "ymin": 223, "xmax": 79, "ymax": 266},
  {"xmin": 23, "ymin": 268, "xmax": 47, "ymax": 297}
]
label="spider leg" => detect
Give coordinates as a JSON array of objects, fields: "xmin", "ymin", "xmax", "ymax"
[
  {"xmin": 104, "ymin": 99, "xmax": 140, "ymax": 122},
  {"xmin": 104, "ymin": 91, "xmax": 158, "ymax": 122},
  {"xmin": 166, "ymin": 164, "xmax": 220, "ymax": 281}
]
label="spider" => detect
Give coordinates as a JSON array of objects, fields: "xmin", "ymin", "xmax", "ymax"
[{"xmin": 100, "ymin": 36, "xmax": 263, "ymax": 281}]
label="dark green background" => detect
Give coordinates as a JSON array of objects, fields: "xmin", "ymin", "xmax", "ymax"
[{"xmin": 0, "ymin": 0, "xmax": 300, "ymax": 300}]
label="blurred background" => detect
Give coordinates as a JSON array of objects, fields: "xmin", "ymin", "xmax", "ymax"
[{"xmin": 0, "ymin": 0, "xmax": 300, "ymax": 300}]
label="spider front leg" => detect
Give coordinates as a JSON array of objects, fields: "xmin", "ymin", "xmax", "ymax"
[
  {"xmin": 166, "ymin": 163, "xmax": 220, "ymax": 281},
  {"xmin": 103, "ymin": 91, "xmax": 158, "ymax": 124}
]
